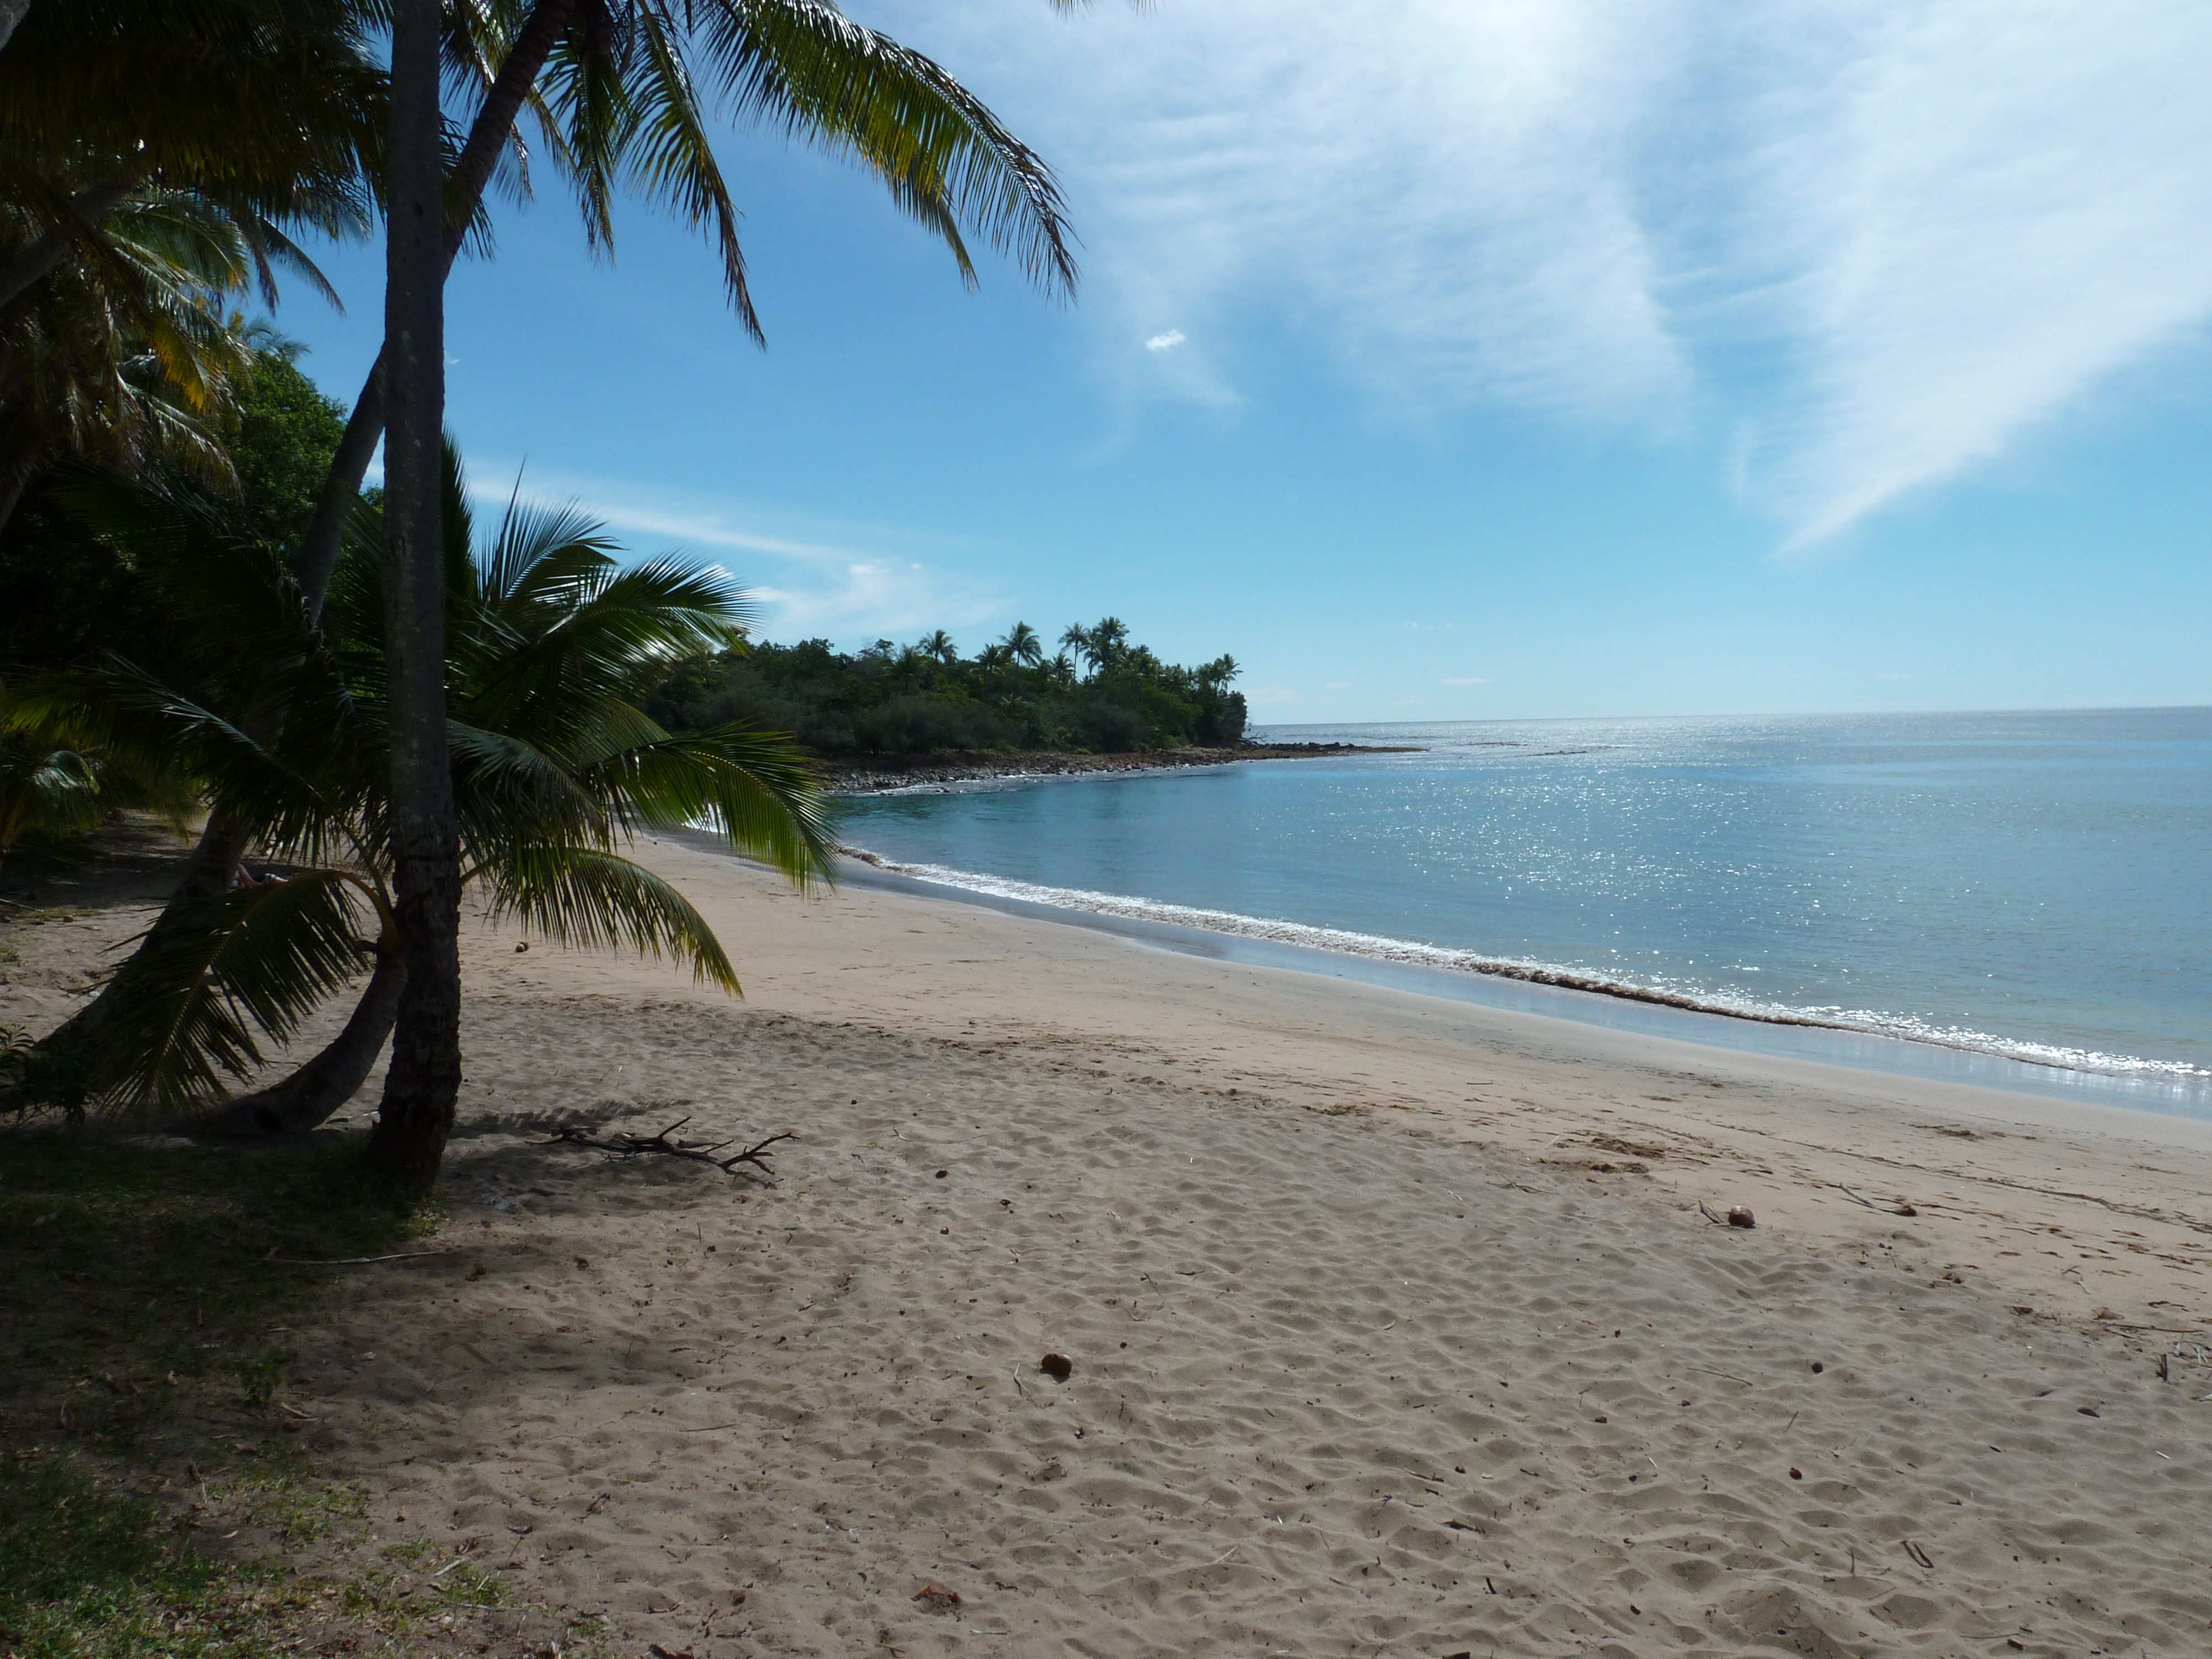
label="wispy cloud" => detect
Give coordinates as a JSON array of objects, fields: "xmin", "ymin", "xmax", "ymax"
[
  {"xmin": 1144, "ymin": 329, "xmax": 1187, "ymax": 352},
  {"xmin": 895, "ymin": 0, "xmax": 2212, "ymax": 542},
  {"xmin": 464, "ymin": 461, "xmax": 997, "ymax": 643}
]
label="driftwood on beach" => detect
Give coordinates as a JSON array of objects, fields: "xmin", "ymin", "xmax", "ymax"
[{"xmin": 549, "ymin": 1117, "xmax": 793, "ymax": 1181}]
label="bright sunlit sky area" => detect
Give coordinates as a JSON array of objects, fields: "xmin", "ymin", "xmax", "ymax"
[{"xmin": 280, "ymin": 0, "xmax": 2212, "ymax": 724}]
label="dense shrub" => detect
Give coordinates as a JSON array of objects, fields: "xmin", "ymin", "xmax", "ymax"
[{"xmin": 649, "ymin": 618, "xmax": 1245, "ymax": 756}]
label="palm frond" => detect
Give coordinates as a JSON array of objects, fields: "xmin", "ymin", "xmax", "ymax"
[
  {"xmin": 448, "ymin": 719, "xmax": 612, "ymax": 848},
  {"xmin": 93, "ymin": 868, "xmax": 377, "ymax": 1113},
  {"xmin": 0, "ymin": 735, "xmax": 107, "ymax": 851},
  {"xmin": 481, "ymin": 843, "xmax": 739, "ymax": 991},
  {"xmin": 577, "ymin": 721, "xmax": 836, "ymax": 889},
  {"xmin": 694, "ymin": 0, "xmax": 1078, "ymax": 299}
]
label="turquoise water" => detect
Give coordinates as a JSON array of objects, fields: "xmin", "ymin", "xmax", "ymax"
[{"xmin": 834, "ymin": 708, "xmax": 2212, "ymax": 1104}]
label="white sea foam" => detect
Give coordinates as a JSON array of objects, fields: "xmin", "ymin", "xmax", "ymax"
[{"xmin": 840, "ymin": 844, "xmax": 2212, "ymax": 1087}]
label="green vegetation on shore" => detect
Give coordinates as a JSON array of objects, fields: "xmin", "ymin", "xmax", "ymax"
[
  {"xmin": 0, "ymin": 0, "xmax": 1081, "ymax": 1187},
  {"xmin": 649, "ymin": 619, "xmax": 1248, "ymax": 755}
]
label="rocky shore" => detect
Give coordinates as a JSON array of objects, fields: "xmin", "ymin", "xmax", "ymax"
[{"xmin": 813, "ymin": 740, "xmax": 1418, "ymax": 794}]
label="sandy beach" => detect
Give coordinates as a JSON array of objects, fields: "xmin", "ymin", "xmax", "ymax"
[{"xmin": 8, "ymin": 828, "xmax": 2212, "ymax": 1656}]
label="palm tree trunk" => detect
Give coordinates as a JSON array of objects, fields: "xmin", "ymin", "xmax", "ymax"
[
  {"xmin": 28, "ymin": 808, "xmax": 253, "ymax": 1084},
  {"xmin": 361, "ymin": 0, "xmax": 461, "ymax": 1192},
  {"xmin": 192, "ymin": 948, "xmax": 405, "ymax": 1136},
  {"xmin": 29, "ymin": 0, "xmax": 582, "ymax": 1110},
  {"xmin": 294, "ymin": 0, "xmax": 577, "ymax": 615},
  {"xmin": 0, "ymin": 463, "xmax": 27, "ymax": 540}
]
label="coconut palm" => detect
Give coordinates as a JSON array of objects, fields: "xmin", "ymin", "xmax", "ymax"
[
  {"xmin": 1086, "ymin": 615, "xmax": 1130, "ymax": 670},
  {"xmin": 1057, "ymin": 623, "xmax": 1092, "ymax": 673},
  {"xmin": 7, "ymin": 447, "xmax": 833, "ymax": 1124},
  {"xmin": 0, "ymin": 0, "xmax": 377, "ymax": 324},
  {"xmin": 0, "ymin": 735, "xmax": 102, "ymax": 872},
  {"xmin": 86, "ymin": 0, "xmax": 1090, "ymax": 1184},
  {"xmin": 1000, "ymin": 621, "xmax": 1044, "ymax": 669},
  {"xmin": 298, "ymin": 0, "xmax": 1082, "ymax": 612},
  {"xmin": 0, "ymin": 190, "xmax": 292, "ymax": 531}
]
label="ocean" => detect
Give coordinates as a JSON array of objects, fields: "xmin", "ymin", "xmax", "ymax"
[{"xmin": 831, "ymin": 707, "xmax": 2212, "ymax": 1118}]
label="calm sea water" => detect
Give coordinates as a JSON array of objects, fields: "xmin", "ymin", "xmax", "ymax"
[{"xmin": 833, "ymin": 708, "xmax": 2212, "ymax": 1108}]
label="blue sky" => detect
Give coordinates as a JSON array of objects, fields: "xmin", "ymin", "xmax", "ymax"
[{"xmin": 280, "ymin": 0, "xmax": 2212, "ymax": 725}]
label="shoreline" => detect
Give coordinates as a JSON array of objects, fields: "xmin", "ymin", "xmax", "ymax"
[
  {"xmin": 8, "ymin": 828, "xmax": 2211, "ymax": 1656},
  {"xmin": 812, "ymin": 740, "xmax": 1420, "ymax": 794},
  {"xmin": 832, "ymin": 843, "xmax": 2212, "ymax": 1113}
]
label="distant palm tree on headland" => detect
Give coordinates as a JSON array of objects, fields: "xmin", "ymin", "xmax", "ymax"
[{"xmin": 1001, "ymin": 621, "xmax": 1044, "ymax": 667}]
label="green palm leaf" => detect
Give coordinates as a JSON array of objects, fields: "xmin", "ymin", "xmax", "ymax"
[
  {"xmin": 694, "ymin": 0, "xmax": 1077, "ymax": 297},
  {"xmin": 572, "ymin": 721, "xmax": 836, "ymax": 887},
  {"xmin": 0, "ymin": 735, "xmax": 106, "ymax": 853},
  {"xmin": 482, "ymin": 843, "xmax": 739, "ymax": 992},
  {"xmin": 93, "ymin": 868, "xmax": 377, "ymax": 1111}
]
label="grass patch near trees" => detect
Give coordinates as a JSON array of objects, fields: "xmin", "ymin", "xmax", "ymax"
[{"xmin": 0, "ymin": 1131, "xmax": 610, "ymax": 1657}]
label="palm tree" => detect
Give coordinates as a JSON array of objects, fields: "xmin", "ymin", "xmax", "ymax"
[
  {"xmin": 0, "ymin": 735, "xmax": 103, "ymax": 873},
  {"xmin": 1000, "ymin": 621, "xmax": 1043, "ymax": 667},
  {"xmin": 222, "ymin": 0, "xmax": 1083, "ymax": 1185},
  {"xmin": 1087, "ymin": 615, "xmax": 1130, "ymax": 669},
  {"xmin": 370, "ymin": 0, "xmax": 456, "ymax": 1185},
  {"xmin": 0, "ymin": 0, "xmax": 375, "ymax": 326},
  {"xmin": 917, "ymin": 629, "xmax": 959, "ymax": 667},
  {"xmin": 1058, "ymin": 623, "xmax": 1092, "ymax": 674},
  {"xmin": 0, "ymin": 191, "xmax": 286, "ymax": 533},
  {"xmin": 9, "ymin": 448, "xmax": 833, "ymax": 1126},
  {"xmin": 296, "ymin": 0, "xmax": 1082, "ymax": 612}
]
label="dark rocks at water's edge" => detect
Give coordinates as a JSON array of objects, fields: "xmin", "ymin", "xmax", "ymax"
[{"xmin": 816, "ymin": 742, "xmax": 1422, "ymax": 795}]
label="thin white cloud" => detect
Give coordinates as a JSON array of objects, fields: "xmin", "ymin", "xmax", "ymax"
[
  {"xmin": 749, "ymin": 562, "xmax": 1000, "ymax": 642},
  {"xmin": 884, "ymin": 0, "xmax": 2212, "ymax": 542},
  {"xmin": 1734, "ymin": 2, "xmax": 2212, "ymax": 551},
  {"xmin": 1144, "ymin": 329, "xmax": 1187, "ymax": 352},
  {"xmin": 463, "ymin": 463, "xmax": 997, "ymax": 643}
]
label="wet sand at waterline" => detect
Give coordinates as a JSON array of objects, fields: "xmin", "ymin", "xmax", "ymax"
[{"xmin": 9, "ymin": 831, "xmax": 2212, "ymax": 1656}]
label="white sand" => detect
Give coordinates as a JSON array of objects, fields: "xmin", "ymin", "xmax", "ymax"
[{"xmin": 15, "ymin": 831, "xmax": 2212, "ymax": 1655}]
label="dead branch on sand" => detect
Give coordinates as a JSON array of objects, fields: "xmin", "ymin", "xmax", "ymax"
[
  {"xmin": 1830, "ymin": 1183, "xmax": 1919, "ymax": 1217},
  {"xmin": 548, "ymin": 1116, "xmax": 793, "ymax": 1182}
]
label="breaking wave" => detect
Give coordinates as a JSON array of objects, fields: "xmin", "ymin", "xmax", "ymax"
[{"xmin": 839, "ymin": 844, "xmax": 2212, "ymax": 1087}]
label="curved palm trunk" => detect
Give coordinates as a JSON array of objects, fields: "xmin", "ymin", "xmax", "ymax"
[
  {"xmin": 29, "ymin": 808, "xmax": 253, "ymax": 1092},
  {"xmin": 192, "ymin": 948, "xmax": 405, "ymax": 1136}
]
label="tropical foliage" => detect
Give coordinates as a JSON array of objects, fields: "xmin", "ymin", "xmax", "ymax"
[
  {"xmin": 649, "ymin": 620, "xmax": 1247, "ymax": 755},
  {"xmin": 0, "ymin": 0, "xmax": 373, "ymax": 528},
  {"xmin": 0, "ymin": 339, "xmax": 346, "ymax": 680},
  {"xmin": 6, "ymin": 449, "xmax": 833, "ymax": 1118},
  {"xmin": 3, "ymin": 0, "xmax": 1091, "ymax": 1187}
]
